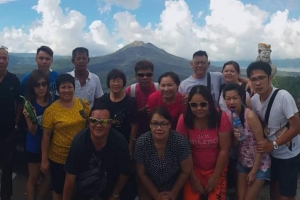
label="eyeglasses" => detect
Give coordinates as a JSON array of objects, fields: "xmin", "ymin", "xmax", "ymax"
[
  {"xmin": 37, "ymin": 57, "xmax": 52, "ymax": 61},
  {"xmin": 110, "ymin": 78, "xmax": 123, "ymax": 84},
  {"xmin": 150, "ymin": 121, "xmax": 169, "ymax": 128},
  {"xmin": 250, "ymin": 76, "xmax": 268, "ymax": 82},
  {"xmin": 136, "ymin": 73, "xmax": 153, "ymax": 78},
  {"xmin": 189, "ymin": 101, "xmax": 208, "ymax": 108},
  {"xmin": 34, "ymin": 81, "xmax": 48, "ymax": 88},
  {"xmin": 89, "ymin": 117, "xmax": 113, "ymax": 126}
]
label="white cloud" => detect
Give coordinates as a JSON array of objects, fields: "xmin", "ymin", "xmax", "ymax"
[
  {"xmin": 98, "ymin": 0, "xmax": 140, "ymax": 10},
  {"xmin": 0, "ymin": 0, "xmax": 16, "ymax": 4},
  {"xmin": 1, "ymin": 0, "xmax": 300, "ymax": 61}
]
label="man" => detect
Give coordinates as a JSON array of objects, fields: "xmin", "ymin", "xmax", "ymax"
[
  {"xmin": 256, "ymin": 42, "xmax": 277, "ymax": 77},
  {"xmin": 63, "ymin": 103, "xmax": 131, "ymax": 200},
  {"xmin": 179, "ymin": 50, "xmax": 251, "ymax": 104},
  {"xmin": 0, "ymin": 46, "xmax": 23, "ymax": 200},
  {"xmin": 68, "ymin": 47, "xmax": 103, "ymax": 107},
  {"xmin": 125, "ymin": 60, "xmax": 159, "ymax": 136},
  {"xmin": 21, "ymin": 46, "xmax": 59, "ymax": 100},
  {"xmin": 249, "ymin": 61, "xmax": 300, "ymax": 200}
]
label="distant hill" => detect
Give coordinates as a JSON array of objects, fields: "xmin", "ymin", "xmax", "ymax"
[{"xmin": 8, "ymin": 41, "xmax": 300, "ymax": 90}]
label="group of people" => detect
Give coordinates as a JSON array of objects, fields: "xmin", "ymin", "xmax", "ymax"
[{"xmin": 0, "ymin": 45, "xmax": 299, "ymax": 200}]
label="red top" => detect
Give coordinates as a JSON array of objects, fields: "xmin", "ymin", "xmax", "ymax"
[
  {"xmin": 176, "ymin": 111, "xmax": 231, "ymax": 170},
  {"xmin": 147, "ymin": 91, "xmax": 185, "ymax": 129}
]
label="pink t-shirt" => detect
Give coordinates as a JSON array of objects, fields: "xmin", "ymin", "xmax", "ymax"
[
  {"xmin": 176, "ymin": 111, "xmax": 232, "ymax": 171},
  {"xmin": 125, "ymin": 83, "xmax": 157, "ymax": 135},
  {"xmin": 147, "ymin": 91, "xmax": 185, "ymax": 129}
]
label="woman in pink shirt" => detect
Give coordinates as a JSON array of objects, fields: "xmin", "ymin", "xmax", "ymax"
[
  {"xmin": 223, "ymin": 83, "xmax": 270, "ymax": 200},
  {"xmin": 147, "ymin": 72, "xmax": 185, "ymax": 129},
  {"xmin": 176, "ymin": 85, "xmax": 232, "ymax": 200}
]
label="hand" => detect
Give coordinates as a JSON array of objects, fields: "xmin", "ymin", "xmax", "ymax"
[
  {"xmin": 145, "ymin": 105, "xmax": 151, "ymax": 115},
  {"xmin": 247, "ymin": 171, "xmax": 256, "ymax": 185},
  {"xmin": 190, "ymin": 175, "xmax": 205, "ymax": 194},
  {"xmin": 40, "ymin": 159, "xmax": 50, "ymax": 174},
  {"xmin": 257, "ymin": 139, "xmax": 273, "ymax": 153},
  {"xmin": 181, "ymin": 94, "xmax": 188, "ymax": 105},
  {"xmin": 205, "ymin": 176, "xmax": 218, "ymax": 193},
  {"xmin": 165, "ymin": 191, "xmax": 177, "ymax": 200},
  {"xmin": 245, "ymin": 81, "xmax": 254, "ymax": 96},
  {"xmin": 155, "ymin": 192, "xmax": 169, "ymax": 200},
  {"xmin": 233, "ymin": 128, "xmax": 240, "ymax": 139},
  {"xmin": 23, "ymin": 104, "xmax": 36, "ymax": 118}
]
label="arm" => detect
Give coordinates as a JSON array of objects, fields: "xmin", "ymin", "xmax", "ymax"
[
  {"xmin": 110, "ymin": 174, "xmax": 129, "ymax": 199},
  {"xmin": 129, "ymin": 123, "xmax": 138, "ymax": 154},
  {"xmin": 170, "ymin": 155, "xmax": 193, "ymax": 198},
  {"xmin": 247, "ymin": 110, "xmax": 264, "ymax": 182},
  {"xmin": 136, "ymin": 162, "xmax": 160, "ymax": 199},
  {"xmin": 276, "ymin": 113, "xmax": 300, "ymax": 146},
  {"xmin": 238, "ymin": 77, "xmax": 254, "ymax": 95},
  {"xmin": 95, "ymin": 77, "xmax": 104, "ymax": 100},
  {"xmin": 40, "ymin": 128, "xmax": 52, "ymax": 174},
  {"xmin": 63, "ymin": 173, "xmax": 76, "ymax": 200}
]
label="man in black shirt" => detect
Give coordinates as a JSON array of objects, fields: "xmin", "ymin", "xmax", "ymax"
[
  {"xmin": 63, "ymin": 103, "xmax": 131, "ymax": 200},
  {"xmin": 0, "ymin": 46, "xmax": 23, "ymax": 200}
]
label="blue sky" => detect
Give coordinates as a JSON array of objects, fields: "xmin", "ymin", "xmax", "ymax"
[{"xmin": 0, "ymin": 0, "xmax": 299, "ymax": 60}]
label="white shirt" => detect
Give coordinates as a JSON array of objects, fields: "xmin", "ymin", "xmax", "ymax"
[
  {"xmin": 68, "ymin": 70, "xmax": 103, "ymax": 107},
  {"xmin": 251, "ymin": 87, "xmax": 300, "ymax": 159},
  {"xmin": 178, "ymin": 72, "xmax": 224, "ymax": 103}
]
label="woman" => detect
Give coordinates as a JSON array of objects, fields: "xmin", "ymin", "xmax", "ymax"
[
  {"xmin": 134, "ymin": 106, "xmax": 192, "ymax": 200},
  {"xmin": 219, "ymin": 61, "xmax": 251, "ymax": 112},
  {"xmin": 95, "ymin": 69, "xmax": 138, "ymax": 200},
  {"xmin": 176, "ymin": 85, "xmax": 232, "ymax": 200},
  {"xmin": 40, "ymin": 74, "xmax": 90, "ymax": 200},
  {"xmin": 23, "ymin": 69, "xmax": 52, "ymax": 200},
  {"xmin": 147, "ymin": 72, "xmax": 185, "ymax": 129},
  {"xmin": 223, "ymin": 83, "xmax": 270, "ymax": 200}
]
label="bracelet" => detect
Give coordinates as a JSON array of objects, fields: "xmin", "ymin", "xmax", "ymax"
[{"xmin": 130, "ymin": 136, "xmax": 137, "ymax": 141}]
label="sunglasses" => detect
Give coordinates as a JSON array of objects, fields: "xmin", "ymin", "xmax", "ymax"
[
  {"xmin": 189, "ymin": 101, "xmax": 208, "ymax": 108},
  {"xmin": 34, "ymin": 81, "xmax": 48, "ymax": 88},
  {"xmin": 136, "ymin": 73, "xmax": 153, "ymax": 78},
  {"xmin": 89, "ymin": 117, "xmax": 113, "ymax": 126}
]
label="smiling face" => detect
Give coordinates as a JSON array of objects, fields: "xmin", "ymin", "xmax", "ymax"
[
  {"xmin": 89, "ymin": 109, "xmax": 111, "ymax": 139},
  {"xmin": 191, "ymin": 55, "xmax": 210, "ymax": 78},
  {"xmin": 34, "ymin": 78, "xmax": 48, "ymax": 98},
  {"xmin": 36, "ymin": 51, "xmax": 53, "ymax": 72},
  {"xmin": 150, "ymin": 113, "xmax": 171, "ymax": 140},
  {"xmin": 189, "ymin": 93, "xmax": 210, "ymax": 118},
  {"xmin": 224, "ymin": 89, "xmax": 242, "ymax": 113},
  {"xmin": 109, "ymin": 77, "xmax": 124, "ymax": 93},
  {"xmin": 159, "ymin": 76, "xmax": 178, "ymax": 100},
  {"xmin": 58, "ymin": 82, "xmax": 74, "ymax": 101},
  {"xmin": 223, "ymin": 64, "xmax": 240, "ymax": 83},
  {"xmin": 249, "ymin": 69, "xmax": 272, "ymax": 95}
]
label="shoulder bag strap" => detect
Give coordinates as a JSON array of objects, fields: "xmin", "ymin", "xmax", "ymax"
[
  {"xmin": 264, "ymin": 89, "xmax": 281, "ymax": 124},
  {"xmin": 207, "ymin": 72, "xmax": 211, "ymax": 92}
]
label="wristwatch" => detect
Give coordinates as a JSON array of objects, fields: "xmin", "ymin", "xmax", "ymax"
[
  {"xmin": 273, "ymin": 141, "xmax": 279, "ymax": 150},
  {"xmin": 112, "ymin": 193, "xmax": 120, "ymax": 199}
]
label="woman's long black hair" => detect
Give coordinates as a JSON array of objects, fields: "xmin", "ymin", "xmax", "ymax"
[{"xmin": 184, "ymin": 85, "xmax": 220, "ymax": 129}]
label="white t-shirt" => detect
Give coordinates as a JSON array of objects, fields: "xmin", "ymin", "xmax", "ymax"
[
  {"xmin": 251, "ymin": 87, "xmax": 300, "ymax": 159},
  {"xmin": 68, "ymin": 70, "xmax": 104, "ymax": 107},
  {"xmin": 178, "ymin": 72, "xmax": 224, "ymax": 102}
]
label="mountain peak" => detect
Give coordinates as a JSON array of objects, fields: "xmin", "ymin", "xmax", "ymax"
[{"xmin": 128, "ymin": 41, "xmax": 145, "ymax": 47}]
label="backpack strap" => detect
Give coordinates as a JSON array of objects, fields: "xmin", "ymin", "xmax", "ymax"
[
  {"xmin": 154, "ymin": 82, "xmax": 159, "ymax": 90},
  {"xmin": 264, "ymin": 89, "xmax": 281, "ymax": 124},
  {"xmin": 207, "ymin": 72, "xmax": 211, "ymax": 92},
  {"xmin": 130, "ymin": 83, "xmax": 137, "ymax": 98},
  {"xmin": 218, "ymin": 83, "xmax": 226, "ymax": 103}
]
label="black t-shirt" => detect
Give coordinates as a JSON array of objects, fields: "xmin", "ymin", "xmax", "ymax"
[
  {"xmin": 65, "ymin": 128, "xmax": 131, "ymax": 199},
  {"xmin": 95, "ymin": 93, "xmax": 138, "ymax": 142},
  {"xmin": 0, "ymin": 71, "xmax": 22, "ymax": 135}
]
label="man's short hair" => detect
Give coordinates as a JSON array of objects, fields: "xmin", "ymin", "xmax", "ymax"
[
  {"xmin": 134, "ymin": 60, "xmax": 154, "ymax": 73},
  {"xmin": 37, "ymin": 46, "xmax": 53, "ymax": 57},
  {"xmin": 193, "ymin": 50, "xmax": 208, "ymax": 59},
  {"xmin": 247, "ymin": 61, "xmax": 272, "ymax": 77},
  {"xmin": 90, "ymin": 102, "xmax": 111, "ymax": 118},
  {"xmin": 72, "ymin": 47, "xmax": 89, "ymax": 59}
]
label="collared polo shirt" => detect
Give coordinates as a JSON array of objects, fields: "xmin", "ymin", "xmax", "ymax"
[{"xmin": 68, "ymin": 70, "xmax": 103, "ymax": 107}]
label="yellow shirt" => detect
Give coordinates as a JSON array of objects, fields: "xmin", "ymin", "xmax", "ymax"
[{"xmin": 42, "ymin": 98, "xmax": 90, "ymax": 164}]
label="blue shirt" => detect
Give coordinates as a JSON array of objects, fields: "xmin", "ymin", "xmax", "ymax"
[
  {"xmin": 25, "ymin": 101, "xmax": 50, "ymax": 154},
  {"xmin": 21, "ymin": 70, "xmax": 59, "ymax": 101}
]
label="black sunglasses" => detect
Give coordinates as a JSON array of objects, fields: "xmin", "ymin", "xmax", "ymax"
[
  {"xmin": 189, "ymin": 101, "xmax": 208, "ymax": 108},
  {"xmin": 34, "ymin": 81, "xmax": 48, "ymax": 88},
  {"xmin": 136, "ymin": 73, "xmax": 153, "ymax": 78}
]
